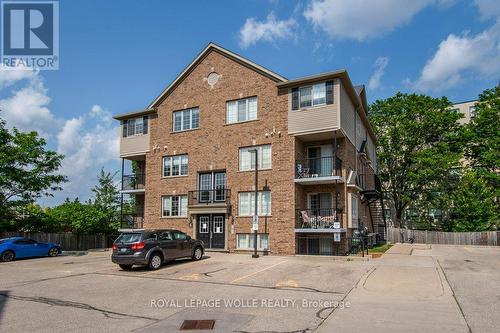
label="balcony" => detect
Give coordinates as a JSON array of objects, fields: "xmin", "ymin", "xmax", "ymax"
[
  {"xmin": 188, "ymin": 189, "xmax": 231, "ymax": 214},
  {"xmin": 295, "ymin": 208, "xmax": 345, "ymax": 233},
  {"xmin": 121, "ymin": 213, "xmax": 144, "ymax": 229},
  {"xmin": 121, "ymin": 174, "xmax": 146, "ymax": 193},
  {"xmin": 295, "ymin": 156, "xmax": 343, "ymax": 185}
]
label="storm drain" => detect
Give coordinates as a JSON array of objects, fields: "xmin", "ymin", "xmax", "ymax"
[{"xmin": 180, "ymin": 320, "xmax": 215, "ymax": 330}]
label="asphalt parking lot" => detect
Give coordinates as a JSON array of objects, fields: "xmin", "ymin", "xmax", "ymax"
[
  {"xmin": 0, "ymin": 251, "xmax": 371, "ymax": 332},
  {"xmin": 0, "ymin": 245, "xmax": 499, "ymax": 332}
]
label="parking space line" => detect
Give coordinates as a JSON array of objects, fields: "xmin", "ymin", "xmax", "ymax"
[
  {"xmin": 276, "ymin": 279, "xmax": 299, "ymax": 288},
  {"xmin": 179, "ymin": 273, "xmax": 200, "ymax": 280},
  {"xmin": 230, "ymin": 260, "xmax": 288, "ymax": 283}
]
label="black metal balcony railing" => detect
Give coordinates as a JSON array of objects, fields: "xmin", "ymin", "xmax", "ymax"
[
  {"xmin": 295, "ymin": 156, "xmax": 342, "ymax": 179},
  {"xmin": 188, "ymin": 189, "xmax": 231, "ymax": 206},
  {"xmin": 122, "ymin": 173, "xmax": 146, "ymax": 191},
  {"xmin": 296, "ymin": 208, "xmax": 343, "ymax": 229},
  {"xmin": 121, "ymin": 213, "xmax": 144, "ymax": 229}
]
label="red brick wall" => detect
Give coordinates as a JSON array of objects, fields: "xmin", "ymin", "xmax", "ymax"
[{"xmin": 143, "ymin": 50, "xmax": 296, "ymax": 254}]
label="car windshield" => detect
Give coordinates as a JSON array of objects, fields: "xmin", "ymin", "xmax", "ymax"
[{"xmin": 114, "ymin": 233, "xmax": 142, "ymax": 244}]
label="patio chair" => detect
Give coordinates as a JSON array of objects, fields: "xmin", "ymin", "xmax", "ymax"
[
  {"xmin": 301, "ymin": 210, "xmax": 320, "ymax": 228},
  {"xmin": 300, "ymin": 210, "xmax": 311, "ymax": 228},
  {"xmin": 321, "ymin": 215, "xmax": 336, "ymax": 228},
  {"xmin": 296, "ymin": 164, "xmax": 310, "ymax": 179}
]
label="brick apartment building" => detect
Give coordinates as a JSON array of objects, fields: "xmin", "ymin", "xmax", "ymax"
[{"xmin": 113, "ymin": 43, "xmax": 385, "ymax": 255}]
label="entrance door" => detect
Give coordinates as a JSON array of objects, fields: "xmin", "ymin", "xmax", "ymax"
[
  {"xmin": 197, "ymin": 214, "xmax": 225, "ymax": 249},
  {"xmin": 211, "ymin": 215, "xmax": 225, "ymax": 248}
]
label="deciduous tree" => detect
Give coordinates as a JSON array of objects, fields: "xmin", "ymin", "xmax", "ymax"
[
  {"xmin": 369, "ymin": 93, "xmax": 464, "ymax": 227},
  {"xmin": 0, "ymin": 117, "xmax": 66, "ymax": 223}
]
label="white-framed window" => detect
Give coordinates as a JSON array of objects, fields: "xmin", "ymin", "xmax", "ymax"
[
  {"xmin": 162, "ymin": 195, "xmax": 187, "ymax": 217},
  {"xmin": 299, "ymin": 83, "xmax": 326, "ymax": 108},
  {"xmin": 238, "ymin": 191, "xmax": 271, "ymax": 216},
  {"xmin": 173, "ymin": 107, "xmax": 200, "ymax": 132},
  {"xmin": 469, "ymin": 106, "xmax": 476, "ymax": 118},
  {"xmin": 163, "ymin": 155, "xmax": 188, "ymax": 177},
  {"xmin": 124, "ymin": 116, "xmax": 147, "ymax": 137},
  {"xmin": 350, "ymin": 193, "xmax": 359, "ymax": 228},
  {"xmin": 239, "ymin": 145, "xmax": 271, "ymax": 171},
  {"xmin": 236, "ymin": 233, "xmax": 269, "ymax": 250},
  {"xmin": 226, "ymin": 97, "xmax": 257, "ymax": 124}
]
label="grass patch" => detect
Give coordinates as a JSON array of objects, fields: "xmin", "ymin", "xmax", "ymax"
[{"xmin": 368, "ymin": 243, "xmax": 393, "ymax": 254}]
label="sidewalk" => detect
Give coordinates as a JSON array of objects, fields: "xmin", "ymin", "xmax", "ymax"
[{"xmin": 316, "ymin": 244, "xmax": 469, "ymax": 333}]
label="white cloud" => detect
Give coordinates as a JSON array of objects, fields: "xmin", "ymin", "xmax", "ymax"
[
  {"xmin": 0, "ymin": 65, "xmax": 37, "ymax": 89},
  {"xmin": 368, "ymin": 57, "xmax": 389, "ymax": 90},
  {"xmin": 474, "ymin": 0, "xmax": 500, "ymax": 20},
  {"xmin": 56, "ymin": 105, "xmax": 120, "ymax": 202},
  {"xmin": 0, "ymin": 73, "xmax": 57, "ymax": 136},
  {"xmin": 239, "ymin": 13, "xmax": 296, "ymax": 48},
  {"xmin": 57, "ymin": 117, "xmax": 84, "ymax": 156},
  {"xmin": 414, "ymin": 22, "xmax": 500, "ymax": 91},
  {"xmin": 90, "ymin": 104, "xmax": 103, "ymax": 115},
  {"xmin": 304, "ymin": 0, "xmax": 433, "ymax": 41},
  {"xmin": 1, "ymin": 69, "xmax": 120, "ymax": 204}
]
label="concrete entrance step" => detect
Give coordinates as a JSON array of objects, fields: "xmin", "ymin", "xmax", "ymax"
[{"xmin": 205, "ymin": 248, "xmax": 230, "ymax": 253}]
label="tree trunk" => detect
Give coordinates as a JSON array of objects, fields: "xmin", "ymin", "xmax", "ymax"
[{"xmin": 395, "ymin": 208, "xmax": 403, "ymax": 228}]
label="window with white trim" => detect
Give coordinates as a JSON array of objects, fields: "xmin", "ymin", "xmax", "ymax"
[
  {"xmin": 162, "ymin": 195, "xmax": 187, "ymax": 217},
  {"xmin": 236, "ymin": 234, "xmax": 269, "ymax": 250},
  {"xmin": 350, "ymin": 193, "xmax": 359, "ymax": 228},
  {"xmin": 239, "ymin": 145, "xmax": 271, "ymax": 171},
  {"xmin": 173, "ymin": 108, "xmax": 199, "ymax": 132},
  {"xmin": 163, "ymin": 155, "xmax": 188, "ymax": 177},
  {"xmin": 123, "ymin": 116, "xmax": 148, "ymax": 137},
  {"xmin": 469, "ymin": 106, "xmax": 476, "ymax": 118},
  {"xmin": 300, "ymin": 83, "xmax": 326, "ymax": 108},
  {"xmin": 238, "ymin": 191, "xmax": 271, "ymax": 216},
  {"xmin": 226, "ymin": 97, "xmax": 257, "ymax": 124}
]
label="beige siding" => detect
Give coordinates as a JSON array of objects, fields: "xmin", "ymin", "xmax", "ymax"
[
  {"xmin": 287, "ymin": 79, "xmax": 340, "ymax": 134},
  {"xmin": 452, "ymin": 101, "xmax": 477, "ymax": 124},
  {"xmin": 339, "ymin": 82, "xmax": 378, "ymax": 173},
  {"xmin": 339, "ymin": 82, "xmax": 356, "ymax": 144},
  {"xmin": 120, "ymin": 132, "xmax": 150, "ymax": 157},
  {"xmin": 367, "ymin": 135, "xmax": 377, "ymax": 172},
  {"xmin": 355, "ymin": 112, "xmax": 368, "ymax": 151}
]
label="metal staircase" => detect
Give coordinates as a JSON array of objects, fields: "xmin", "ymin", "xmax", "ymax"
[{"xmin": 361, "ymin": 175, "xmax": 387, "ymax": 242}]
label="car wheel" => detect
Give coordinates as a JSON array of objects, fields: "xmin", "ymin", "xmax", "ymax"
[
  {"xmin": 48, "ymin": 247, "xmax": 59, "ymax": 257},
  {"xmin": 1, "ymin": 250, "xmax": 15, "ymax": 262},
  {"xmin": 192, "ymin": 247, "xmax": 203, "ymax": 261},
  {"xmin": 148, "ymin": 253, "xmax": 162, "ymax": 270},
  {"xmin": 119, "ymin": 264, "xmax": 133, "ymax": 270}
]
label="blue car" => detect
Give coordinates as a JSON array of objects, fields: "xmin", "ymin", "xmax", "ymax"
[{"xmin": 0, "ymin": 237, "xmax": 62, "ymax": 262}]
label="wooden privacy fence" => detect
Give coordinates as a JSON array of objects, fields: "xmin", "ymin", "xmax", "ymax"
[
  {"xmin": 0, "ymin": 232, "xmax": 117, "ymax": 251},
  {"xmin": 387, "ymin": 227, "xmax": 499, "ymax": 246}
]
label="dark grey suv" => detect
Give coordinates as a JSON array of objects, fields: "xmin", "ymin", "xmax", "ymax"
[{"xmin": 111, "ymin": 229, "xmax": 204, "ymax": 270}]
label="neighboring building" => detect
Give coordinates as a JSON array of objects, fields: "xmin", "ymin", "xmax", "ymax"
[
  {"xmin": 451, "ymin": 100, "xmax": 478, "ymax": 124},
  {"xmin": 113, "ymin": 43, "xmax": 384, "ymax": 255}
]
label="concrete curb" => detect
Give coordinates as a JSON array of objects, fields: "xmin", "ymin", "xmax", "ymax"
[
  {"xmin": 295, "ymin": 254, "xmax": 371, "ymax": 261},
  {"xmin": 61, "ymin": 251, "xmax": 88, "ymax": 256}
]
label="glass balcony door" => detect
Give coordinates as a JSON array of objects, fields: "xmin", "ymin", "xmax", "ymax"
[
  {"xmin": 307, "ymin": 145, "xmax": 333, "ymax": 177},
  {"xmin": 309, "ymin": 193, "xmax": 332, "ymax": 217},
  {"xmin": 199, "ymin": 172, "xmax": 226, "ymax": 203}
]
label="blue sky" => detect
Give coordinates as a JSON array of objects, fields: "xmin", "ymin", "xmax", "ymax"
[{"xmin": 1, "ymin": 0, "xmax": 499, "ymax": 205}]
